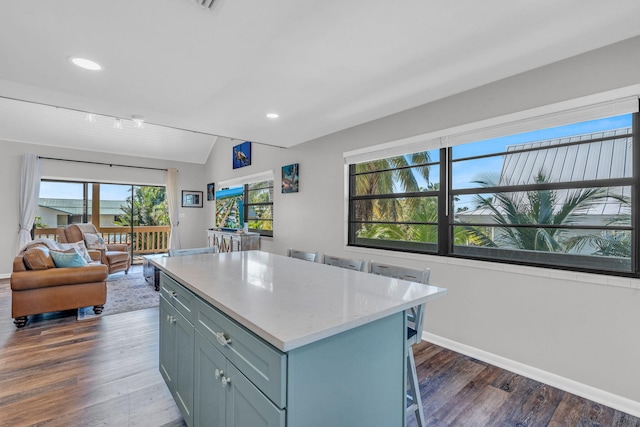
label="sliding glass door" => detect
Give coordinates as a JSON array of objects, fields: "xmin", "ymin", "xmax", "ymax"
[{"xmin": 36, "ymin": 180, "xmax": 169, "ymax": 258}]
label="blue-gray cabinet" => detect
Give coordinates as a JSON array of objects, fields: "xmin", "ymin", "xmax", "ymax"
[
  {"xmin": 159, "ymin": 295, "xmax": 194, "ymax": 426},
  {"xmin": 195, "ymin": 331, "xmax": 285, "ymax": 427},
  {"xmin": 159, "ymin": 271, "xmax": 407, "ymax": 427}
]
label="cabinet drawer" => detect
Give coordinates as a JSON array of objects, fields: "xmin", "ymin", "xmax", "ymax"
[
  {"xmin": 194, "ymin": 298, "xmax": 286, "ymax": 409},
  {"xmin": 160, "ymin": 272, "xmax": 197, "ymax": 324}
]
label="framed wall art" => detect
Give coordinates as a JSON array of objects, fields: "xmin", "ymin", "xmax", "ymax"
[
  {"xmin": 232, "ymin": 141, "xmax": 252, "ymax": 169},
  {"xmin": 182, "ymin": 190, "xmax": 203, "ymax": 208},
  {"xmin": 207, "ymin": 183, "xmax": 215, "ymax": 201},
  {"xmin": 282, "ymin": 163, "xmax": 299, "ymax": 193}
]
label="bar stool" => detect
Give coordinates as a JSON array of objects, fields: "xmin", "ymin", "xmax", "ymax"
[
  {"xmin": 287, "ymin": 248, "xmax": 319, "ymax": 262},
  {"xmin": 322, "ymin": 254, "xmax": 365, "ymax": 271},
  {"xmin": 369, "ymin": 261, "xmax": 431, "ymax": 427}
]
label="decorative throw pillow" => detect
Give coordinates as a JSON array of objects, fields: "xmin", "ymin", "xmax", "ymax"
[
  {"xmin": 83, "ymin": 232, "xmax": 107, "ymax": 251},
  {"xmin": 50, "ymin": 249, "xmax": 88, "ymax": 268},
  {"xmin": 23, "ymin": 246, "xmax": 55, "ymax": 270},
  {"xmin": 57, "ymin": 241, "xmax": 93, "ymax": 263}
]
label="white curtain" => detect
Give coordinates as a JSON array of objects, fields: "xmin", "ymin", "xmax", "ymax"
[
  {"xmin": 17, "ymin": 154, "xmax": 41, "ymax": 251},
  {"xmin": 166, "ymin": 168, "xmax": 181, "ymax": 250}
]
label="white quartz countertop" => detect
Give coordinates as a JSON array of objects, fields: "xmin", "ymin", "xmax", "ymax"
[{"xmin": 152, "ymin": 251, "xmax": 447, "ymax": 352}]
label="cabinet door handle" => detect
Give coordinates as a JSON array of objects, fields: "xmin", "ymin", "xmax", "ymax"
[
  {"xmin": 169, "ymin": 316, "xmax": 176, "ymax": 325},
  {"xmin": 215, "ymin": 332, "xmax": 232, "ymax": 346},
  {"xmin": 170, "ymin": 291, "xmax": 177, "ymax": 299},
  {"xmin": 214, "ymin": 369, "xmax": 223, "ymax": 380},
  {"xmin": 221, "ymin": 376, "xmax": 231, "ymax": 387}
]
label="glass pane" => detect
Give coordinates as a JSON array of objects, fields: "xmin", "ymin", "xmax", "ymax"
[
  {"xmin": 352, "ymin": 197, "xmax": 438, "ymax": 223},
  {"xmin": 453, "ymin": 186, "xmax": 631, "ymax": 227},
  {"xmin": 248, "ymin": 219, "xmax": 272, "ymax": 231},
  {"xmin": 247, "ymin": 205, "xmax": 272, "ymax": 221},
  {"xmin": 247, "ymin": 186, "xmax": 273, "ymax": 203},
  {"xmin": 353, "ymin": 165, "xmax": 439, "ymax": 196},
  {"xmin": 354, "ymin": 150, "xmax": 439, "ymax": 173},
  {"xmin": 248, "ymin": 180, "xmax": 272, "ymax": 190},
  {"xmin": 453, "ymin": 136, "xmax": 632, "ymax": 190},
  {"xmin": 452, "ymin": 227, "xmax": 632, "ymax": 272},
  {"xmin": 452, "ymin": 114, "xmax": 633, "ymax": 190},
  {"xmin": 352, "ymin": 222, "xmax": 438, "ymax": 244},
  {"xmin": 37, "ymin": 181, "xmax": 88, "ymax": 228},
  {"xmin": 452, "ymin": 224, "xmax": 631, "ymax": 257},
  {"xmin": 452, "ymin": 114, "xmax": 632, "ymax": 159}
]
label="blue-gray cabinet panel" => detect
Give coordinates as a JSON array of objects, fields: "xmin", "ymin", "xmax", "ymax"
[
  {"xmin": 160, "ymin": 272, "xmax": 197, "ymax": 323},
  {"xmin": 194, "ymin": 332, "xmax": 226, "ymax": 427},
  {"xmin": 225, "ymin": 363, "xmax": 285, "ymax": 427},
  {"xmin": 160, "ymin": 294, "xmax": 195, "ymax": 427},
  {"xmin": 287, "ymin": 312, "xmax": 406, "ymax": 427},
  {"xmin": 194, "ymin": 298, "xmax": 286, "ymax": 409}
]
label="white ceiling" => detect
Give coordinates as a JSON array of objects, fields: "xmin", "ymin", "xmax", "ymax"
[{"xmin": 1, "ymin": 0, "xmax": 639, "ymax": 164}]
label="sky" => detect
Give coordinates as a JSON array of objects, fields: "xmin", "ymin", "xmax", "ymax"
[{"xmin": 407, "ymin": 114, "xmax": 632, "ymax": 190}]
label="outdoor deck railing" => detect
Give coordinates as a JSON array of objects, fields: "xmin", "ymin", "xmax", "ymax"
[{"xmin": 34, "ymin": 225, "xmax": 171, "ymax": 254}]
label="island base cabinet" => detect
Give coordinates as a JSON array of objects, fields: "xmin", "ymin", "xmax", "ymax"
[
  {"xmin": 160, "ymin": 296, "xmax": 195, "ymax": 427},
  {"xmin": 286, "ymin": 312, "xmax": 406, "ymax": 427},
  {"xmin": 195, "ymin": 332, "xmax": 285, "ymax": 427}
]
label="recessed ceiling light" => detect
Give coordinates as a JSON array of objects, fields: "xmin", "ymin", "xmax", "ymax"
[
  {"xmin": 69, "ymin": 57, "xmax": 102, "ymax": 71},
  {"xmin": 266, "ymin": 113, "xmax": 279, "ymax": 119}
]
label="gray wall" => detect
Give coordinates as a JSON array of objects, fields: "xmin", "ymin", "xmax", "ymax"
[
  {"xmin": 1, "ymin": 140, "xmax": 208, "ymax": 275},
  {"xmin": 204, "ymin": 36, "xmax": 640, "ymax": 410}
]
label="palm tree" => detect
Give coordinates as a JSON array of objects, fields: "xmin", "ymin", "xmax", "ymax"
[
  {"xmin": 354, "ymin": 152, "xmax": 431, "ymax": 237},
  {"xmin": 463, "ymin": 171, "xmax": 625, "ymax": 252}
]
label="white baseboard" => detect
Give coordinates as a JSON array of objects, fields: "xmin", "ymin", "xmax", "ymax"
[
  {"xmin": 423, "ymin": 332, "xmax": 640, "ymax": 419},
  {"xmin": 0, "ymin": 273, "xmax": 10, "ymax": 280}
]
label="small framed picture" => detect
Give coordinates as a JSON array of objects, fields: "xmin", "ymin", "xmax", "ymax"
[
  {"xmin": 182, "ymin": 190, "xmax": 203, "ymax": 208},
  {"xmin": 233, "ymin": 141, "xmax": 252, "ymax": 169},
  {"xmin": 207, "ymin": 183, "xmax": 215, "ymax": 201},
  {"xmin": 282, "ymin": 163, "xmax": 299, "ymax": 193}
]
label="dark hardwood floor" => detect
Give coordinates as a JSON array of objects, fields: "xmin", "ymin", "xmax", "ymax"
[{"xmin": 1, "ymin": 278, "xmax": 639, "ymax": 426}]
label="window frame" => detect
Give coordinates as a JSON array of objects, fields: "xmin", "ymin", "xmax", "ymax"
[
  {"xmin": 243, "ymin": 180, "xmax": 274, "ymax": 237},
  {"xmin": 347, "ymin": 111, "xmax": 640, "ymax": 278}
]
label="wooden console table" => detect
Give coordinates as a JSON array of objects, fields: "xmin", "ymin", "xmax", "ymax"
[{"xmin": 207, "ymin": 229, "xmax": 260, "ymax": 252}]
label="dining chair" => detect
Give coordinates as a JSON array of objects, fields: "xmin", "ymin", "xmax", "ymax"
[
  {"xmin": 287, "ymin": 248, "xmax": 319, "ymax": 262},
  {"xmin": 322, "ymin": 254, "xmax": 365, "ymax": 271},
  {"xmin": 369, "ymin": 261, "xmax": 431, "ymax": 427},
  {"xmin": 168, "ymin": 246, "xmax": 217, "ymax": 257}
]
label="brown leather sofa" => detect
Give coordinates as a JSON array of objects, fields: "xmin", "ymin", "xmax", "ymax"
[
  {"xmin": 11, "ymin": 243, "xmax": 108, "ymax": 328},
  {"xmin": 58, "ymin": 224, "xmax": 131, "ymax": 275}
]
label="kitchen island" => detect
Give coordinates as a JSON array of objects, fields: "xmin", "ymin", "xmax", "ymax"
[{"xmin": 153, "ymin": 250, "xmax": 447, "ymax": 427}]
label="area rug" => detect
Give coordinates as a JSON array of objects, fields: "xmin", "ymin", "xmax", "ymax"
[{"xmin": 77, "ymin": 265, "xmax": 159, "ymax": 320}]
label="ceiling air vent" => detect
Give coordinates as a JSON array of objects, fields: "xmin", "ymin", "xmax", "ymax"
[{"xmin": 192, "ymin": 0, "xmax": 216, "ymax": 10}]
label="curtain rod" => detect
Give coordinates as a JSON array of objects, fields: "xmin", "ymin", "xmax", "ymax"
[{"xmin": 38, "ymin": 156, "xmax": 168, "ymax": 172}]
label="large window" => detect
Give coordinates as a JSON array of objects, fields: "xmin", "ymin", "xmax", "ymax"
[
  {"xmin": 36, "ymin": 180, "xmax": 169, "ymax": 254},
  {"xmin": 215, "ymin": 179, "xmax": 274, "ymax": 237},
  {"xmin": 349, "ymin": 150, "xmax": 440, "ymax": 253},
  {"xmin": 245, "ymin": 180, "xmax": 273, "ymax": 237},
  {"xmin": 348, "ymin": 111, "xmax": 639, "ymax": 276}
]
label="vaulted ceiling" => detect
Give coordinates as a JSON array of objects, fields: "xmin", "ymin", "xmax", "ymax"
[{"xmin": 1, "ymin": 0, "xmax": 639, "ymax": 163}]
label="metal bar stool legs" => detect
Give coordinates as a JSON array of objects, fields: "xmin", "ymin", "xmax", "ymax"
[{"xmin": 407, "ymin": 347, "xmax": 425, "ymax": 426}]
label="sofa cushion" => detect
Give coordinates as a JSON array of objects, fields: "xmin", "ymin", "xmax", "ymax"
[
  {"xmin": 57, "ymin": 241, "xmax": 92, "ymax": 263},
  {"xmin": 50, "ymin": 250, "xmax": 89, "ymax": 268},
  {"xmin": 23, "ymin": 246, "xmax": 55, "ymax": 270},
  {"xmin": 83, "ymin": 232, "xmax": 107, "ymax": 250}
]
